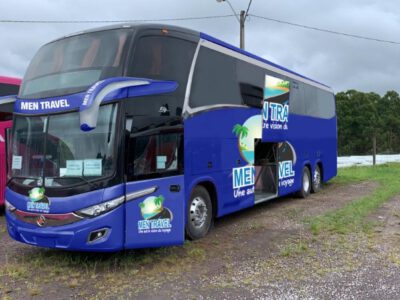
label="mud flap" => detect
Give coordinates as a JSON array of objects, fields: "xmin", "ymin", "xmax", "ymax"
[{"xmin": 124, "ymin": 175, "xmax": 185, "ymax": 249}]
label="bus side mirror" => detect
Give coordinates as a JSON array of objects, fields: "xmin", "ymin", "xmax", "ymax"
[
  {"xmin": 240, "ymin": 83, "xmax": 263, "ymax": 108},
  {"xmin": 80, "ymin": 78, "xmax": 150, "ymax": 131},
  {"xmin": 79, "ymin": 77, "xmax": 178, "ymax": 131}
]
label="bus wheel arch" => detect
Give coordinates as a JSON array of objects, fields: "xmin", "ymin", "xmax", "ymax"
[
  {"xmin": 197, "ymin": 181, "xmax": 218, "ymax": 219},
  {"xmin": 185, "ymin": 181, "xmax": 217, "ymax": 240},
  {"xmin": 311, "ymin": 162, "xmax": 323, "ymax": 193},
  {"xmin": 297, "ymin": 164, "xmax": 312, "ymax": 198}
]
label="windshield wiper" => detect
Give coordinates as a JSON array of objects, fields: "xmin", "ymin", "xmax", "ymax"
[
  {"xmin": 47, "ymin": 176, "xmax": 99, "ymax": 189},
  {"xmin": 8, "ymin": 176, "xmax": 41, "ymax": 185}
]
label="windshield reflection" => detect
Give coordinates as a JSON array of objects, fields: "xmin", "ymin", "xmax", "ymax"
[{"xmin": 9, "ymin": 104, "xmax": 118, "ymax": 187}]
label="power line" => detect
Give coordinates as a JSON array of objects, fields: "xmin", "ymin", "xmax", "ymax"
[
  {"xmin": 249, "ymin": 14, "xmax": 400, "ymax": 45},
  {"xmin": 244, "ymin": 0, "xmax": 253, "ymax": 21},
  {"xmin": 0, "ymin": 13, "xmax": 398, "ymax": 46},
  {"xmin": 0, "ymin": 14, "xmax": 235, "ymax": 24}
]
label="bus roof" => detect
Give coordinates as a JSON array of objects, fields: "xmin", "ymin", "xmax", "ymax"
[
  {"xmin": 0, "ymin": 76, "xmax": 21, "ymax": 86},
  {"xmin": 52, "ymin": 23, "xmax": 199, "ymax": 43}
]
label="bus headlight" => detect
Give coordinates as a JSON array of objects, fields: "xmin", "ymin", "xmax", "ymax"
[
  {"xmin": 5, "ymin": 200, "xmax": 16, "ymax": 212},
  {"xmin": 75, "ymin": 196, "xmax": 125, "ymax": 218}
]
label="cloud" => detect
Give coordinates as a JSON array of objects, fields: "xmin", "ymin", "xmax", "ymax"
[{"xmin": 0, "ymin": 0, "xmax": 398, "ymax": 94}]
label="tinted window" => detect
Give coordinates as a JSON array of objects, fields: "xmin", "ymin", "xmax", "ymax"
[
  {"xmin": 289, "ymin": 81, "xmax": 305, "ymax": 115},
  {"xmin": 304, "ymin": 84, "xmax": 318, "ymax": 116},
  {"xmin": 237, "ymin": 60, "xmax": 264, "ymax": 88},
  {"xmin": 129, "ymin": 36, "xmax": 196, "ymax": 98},
  {"xmin": 0, "ymin": 83, "xmax": 19, "ymax": 96},
  {"xmin": 126, "ymin": 130, "xmax": 183, "ymax": 181},
  {"xmin": 317, "ymin": 89, "xmax": 335, "ymax": 118},
  {"xmin": 190, "ymin": 47, "xmax": 242, "ymax": 107},
  {"xmin": 20, "ymin": 29, "xmax": 130, "ymax": 99},
  {"xmin": 237, "ymin": 60, "xmax": 264, "ymax": 107},
  {"xmin": 0, "ymin": 102, "xmax": 14, "ymax": 121},
  {"xmin": 289, "ymin": 82, "xmax": 335, "ymax": 119},
  {"xmin": 126, "ymin": 94, "xmax": 183, "ymax": 120}
]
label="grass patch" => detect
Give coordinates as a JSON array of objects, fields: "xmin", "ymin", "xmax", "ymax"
[
  {"xmin": 0, "ymin": 239, "xmax": 209, "ymax": 299},
  {"xmin": 309, "ymin": 163, "xmax": 400, "ymax": 235},
  {"xmin": 0, "ymin": 264, "xmax": 29, "ymax": 279},
  {"xmin": 28, "ymin": 283, "xmax": 42, "ymax": 296},
  {"xmin": 279, "ymin": 240, "xmax": 309, "ymax": 257}
]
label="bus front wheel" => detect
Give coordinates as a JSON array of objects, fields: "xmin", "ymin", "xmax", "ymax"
[
  {"xmin": 185, "ymin": 186, "xmax": 213, "ymax": 240},
  {"xmin": 297, "ymin": 167, "xmax": 311, "ymax": 198}
]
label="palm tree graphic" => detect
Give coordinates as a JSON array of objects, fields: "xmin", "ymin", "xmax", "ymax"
[
  {"xmin": 232, "ymin": 124, "xmax": 249, "ymax": 139},
  {"xmin": 154, "ymin": 195, "xmax": 164, "ymax": 207},
  {"xmin": 138, "ymin": 195, "xmax": 164, "ymax": 210}
]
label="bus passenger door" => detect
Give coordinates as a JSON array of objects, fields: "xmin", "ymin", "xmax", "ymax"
[{"xmin": 124, "ymin": 130, "xmax": 185, "ymax": 249}]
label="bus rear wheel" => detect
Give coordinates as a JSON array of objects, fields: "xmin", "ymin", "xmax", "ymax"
[
  {"xmin": 185, "ymin": 186, "xmax": 213, "ymax": 240},
  {"xmin": 311, "ymin": 165, "xmax": 322, "ymax": 193},
  {"xmin": 297, "ymin": 167, "xmax": 311, "ymax": 198}
]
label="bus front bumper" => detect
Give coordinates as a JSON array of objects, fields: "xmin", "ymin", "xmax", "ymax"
[{"xmin": 5, "ymin": 205, "xmax": 125, "ymax": 252}]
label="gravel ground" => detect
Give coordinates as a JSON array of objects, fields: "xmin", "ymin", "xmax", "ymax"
[{"xmin": 1, "ymin": 181, "xmax": 400, "ymax": 299}]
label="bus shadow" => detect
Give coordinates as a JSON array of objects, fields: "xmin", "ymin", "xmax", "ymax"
[{"xmin": 213, "ymin": 193, "xmax": 299, "ymax": 229}]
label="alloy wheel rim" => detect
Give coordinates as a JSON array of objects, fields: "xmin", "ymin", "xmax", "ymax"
[
  {"xmin": 314, "ymin": 168, "xmax": 321, "ymax": 190},
  {"xmin": 190, "ymin": 197, "xmax": 208, "ymax": 229},
  {"xmin": 303, "ymin": 171, "xmax": 310, "ymax": 192}
]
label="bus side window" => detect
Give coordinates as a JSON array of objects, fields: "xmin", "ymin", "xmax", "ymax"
[
  {"xmin": 128, "ymin": 35, "xmax": 196, "ymax": 97},
  {"xmin": 289, "ymin": 82, "xmax": 335, "ymax": 119},
  {"xmin": 317, "ymin": 89, "xmax": 335, "ymax": 119},
  {"xmin": 126, "ymin": 131, "xmax": 183, "ymax": 181},
  {"xmin": 0, "ymin": 83, "xmax": 19, "ymax": 97},
  {"xmin": 0, "ymin": 102, "xmax": 13, "ymax": 121},
  {"xmin": 289, "ymin": 81, "xmax": 306, "ymax": 115},
  {"xmin": 236, "ymin": 59, "xmax": 264, "ymax": 107},
  {"xmin": 303, "ymin": 84, "xmax": 318, "ymax": 117},
  {"xmin": 190, "ymin": 47, "xmax": 242, "ymax": 108}
]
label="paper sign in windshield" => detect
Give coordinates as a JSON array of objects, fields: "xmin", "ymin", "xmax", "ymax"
[
  {"xmin": 12, "ymin": 155, "xmax": 22, "ymax": 170},
  {"xmin": 66, "ymin": 160, "xmax": 83, "ymax": 176},
  {"xmin": 156, "ymin": 156, "xmax": 167, "ymax": 169},
  {"xmin": 59, "ymin": 168, "xmax": 67, "ymax": 177},
  {"xmin": 84, "ymin": 159, "xmax": 102, "ymax": 176}
]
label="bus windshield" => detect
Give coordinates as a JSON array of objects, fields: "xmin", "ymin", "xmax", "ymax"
[
  {"xmin": 20, "ymin": 29, "xmax": 130, "ymax": 99},
  {"xmin": 9, "ymin": 104, "xmax": 118, "ymax": 187}
]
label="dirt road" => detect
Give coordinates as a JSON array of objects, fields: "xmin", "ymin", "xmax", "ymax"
[{"xmin": 1, "ymin": 181, "xmax": 400, "ymax": 299}]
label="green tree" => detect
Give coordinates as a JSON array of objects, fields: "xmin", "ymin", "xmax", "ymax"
[
  {"xmin": 336, "ymin": 90, "xmax": 380, "ymax": 155},
  {"xmin": 379, "ymin": 91, "xmax": 400, "ymax": 153}
]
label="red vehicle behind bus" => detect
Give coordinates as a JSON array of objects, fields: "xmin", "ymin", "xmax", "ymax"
[{"xmin": 0, "ymin": 76, "xmax": 21, "ymax": 207}]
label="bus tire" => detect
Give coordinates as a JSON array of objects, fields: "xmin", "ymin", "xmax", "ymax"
[
  {"xmin": 311, "ymin": 164, "xmax": 322, "ymax": 193},
  {"xmin": 185, "ymin": 186, "xmax": 213, "ymax": 240},
  {"xmin": 297, "ymin": 167, "xmax": 311, "ymax": 198}
]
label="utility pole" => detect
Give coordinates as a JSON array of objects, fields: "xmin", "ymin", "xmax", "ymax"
[
  {"xmin": 217, "ymin": 0, "xmax": 253, "ymax": 50},
  {"xmin": 373, "ymin": 134, "xmax": 377, "ymax": 166},
  {"xmin": 240, "ymin": 10, "xmax": 245, "ymax": 49}
]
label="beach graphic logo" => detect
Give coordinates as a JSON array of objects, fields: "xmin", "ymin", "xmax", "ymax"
[
  {"xmin": 232, "ymin": 114, "xmax": 262, "ymax": 165},
  {"xmin": 138, "ymin": 195, "xmax": 173, "ymax": 234},
  {"xmin": 27, "ymin": 187, "xmax": 50, "ymax": 213},
  {"xmin": 263, "ymin": 75, "xmax": 290, "ymax": 131}
]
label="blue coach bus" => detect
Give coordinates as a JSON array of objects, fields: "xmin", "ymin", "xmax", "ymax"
[{"xmin": 5, "ymin": 24, "xmax": 336, "ymax": 251}]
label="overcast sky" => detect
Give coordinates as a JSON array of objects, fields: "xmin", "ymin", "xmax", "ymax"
[{"xmin": 0, "ymin": 0, "xmax": 399, "ymax": 94}]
